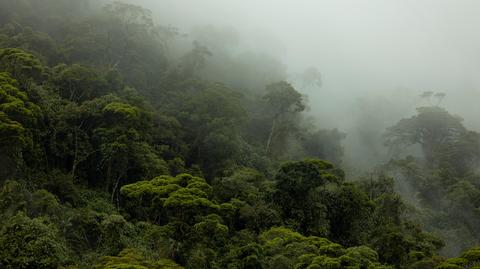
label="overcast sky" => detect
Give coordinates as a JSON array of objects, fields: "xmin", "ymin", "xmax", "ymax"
[{"xmin": 132, "ymin": 0, "xmax": 480, "ymax": 129}]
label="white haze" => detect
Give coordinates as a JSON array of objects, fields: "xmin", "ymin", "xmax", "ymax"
[
  {"xmin": 128, "ymin": 0, "xmax": 480, "ymax": 171},
  {"xmin": 135, "ymin": 0, "xmax": 480, "ymax": 127}
]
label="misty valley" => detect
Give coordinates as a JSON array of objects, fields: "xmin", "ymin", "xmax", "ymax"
[{"xmin": 1, "ymin": 0, "xmax": 480, "ymax": 268}]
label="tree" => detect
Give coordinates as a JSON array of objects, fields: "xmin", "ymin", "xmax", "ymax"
[
  {"xmin": 45, "ymin": 93, "xmax": 168, "ymax": 195},
  {"xmin": 51, "ymin": 64, "xmax": 109, "ymax": 103},
  {"xmin": 0, "ymin": 72, "xmax": 41, "ymax": 178},
  {"xmin": 0, "ymin": 48, "xmax": 44, "ymax": 89},
  {"xmin": 94, "ymin": 98, "xmax": 169, "ymax": 201},
  {"xmin": 324, "ymin": 183, "xmax": 374, "ymax": 246},
  {"xmin": 385, "ymin": 106, "xmax": 480, "ymax": 175},
  {"xmin": 0, "ymin": 180, "xmax": 29, "ymax": 217},
  {"xmin": 273, "ymin": 159, "xmax": 343, "ymax": 235},
  {"xmin": 213, "ymin": 168, "xmax": 280, "ymax": 232},
  {"xmin": 178, "ymin": 41, "xmax": 212, "ymax": 78},
  {"xmin": 61, "ymin": 1, "xmax": 172, "ymax": 92},
  {"xmin": 221, "ymin": 242, "xmax": 264, "ymax": 269},
  {"xmin": 438, "ymin": 131, "xmax": 480, "ymax": 175},
  {"xmin": 293, "ymin": 66, "xmax": 322, "ymax": 90},
  {"xmin": 259, "ymin": 227, "xmax": 388, "ymax": 269},
  {"xmin": 384, "ymin": 106, "xmax": 467, "ymax": 167},
  {"xmin": 0, "ymin": 213, "xmax": 67, "ymax": 269},
  {"xmin": 120, "ymin": 173, "xmax": 218, "ymax": 224},
  {"xmin": 95, "ymin": 248, "xmax": 183, "ymax": 269},
  {"xmin": 263, "ymin": 81, "xmax": 305, "ymax": 156},
  {"xmin": 436, "ymin": 246, "xmax": 480, "ymax": 269},
  {"xmin": 161, "ymin": 80, "xmax": 246, "ymax": 177},
  {"xmin": 300, "ymin": 128, "xmax": 346, "ymax": 165}
]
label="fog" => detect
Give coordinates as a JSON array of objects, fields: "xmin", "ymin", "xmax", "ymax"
[
  {"xmin": 136, "ymin": 0, "xmax": 480, "ymax": 121},
  {"xmin": 129, "ymin": 2, "xmax": 480, "ymax": 253},
  {"xmin": 128, "ymin": 0, "xmax": 480, "ymax": 172}
]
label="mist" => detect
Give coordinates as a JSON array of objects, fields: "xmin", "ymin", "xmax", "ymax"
[
  {"xmin": 135, "ymin": 0, "xmax": 480, "ymax": 254},
  {"xmin": 130, "ymin": 0, "xmax": 480, "ymax": 169},
  {"xmin": 139, "ymin": 1, "xmax": 480, "ymax": 118}
]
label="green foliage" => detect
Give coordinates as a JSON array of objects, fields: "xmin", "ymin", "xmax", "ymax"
[
  {"xmin": 51, "ymin": 64, "xmax": 109, "ymax": 102},
  {"xmin": 0, "ymin": 48, "xmax": 44, "ymax": 85},
  {"xmin": 385, "ymin": 107, "xmax": 465, "ymax": 153},
  {"xmin": 259, "ymin": 227, "xmax": 389, "ymax": 269},
  {"xmin": 264, "ymin": 81, "xmax": 305, "ymax": 115},
  {"xmin": 384, "ymin": 107, "xmax": 480, "ymax": 258},
  {"xmin": 28, "ymin": 189, "xmax": 62, "ymax": 218},
  {"xmin": 323, "ymin": 183, "xmax": 374, "ymax": 246},
  {"xmin": 300, "ymin": 128, "xmax": 346, "ymax": 165},
  {"xmin": 0, "ymin": 72, "xmax": 41, "ymax": 175},
  {"xmin": 384, "ymin": 106, "xmax": 480, "ymax": 174},
  {"xmin": 160, "ymin": 80, "xmax": 247, "ymax": 177},
  {"xmin": 0, "ymin": 1, "xmax": 471, "ymax": 269},
  {"xmin": 121, "ymin": 174, "xmax": 218, "ymax": 224},
  {"xmin": 436, "ymin": 246, "xmax": 480, "ymax": 269},
  {"xmin": 95, "ymin": 248, "xmax": 183, "ymax": 269},
  {"xmin": 40, "ymin": 170, "xmax": 81, "ymax": 205},
  {"xmin": 213, "ymin": 168, "xmax": 280, "ymax": 232},
  {"xmin": 263, "ymin": 81, "xmax": 305, "ymax": 157},
  {"xmin": 0, "ymin": 180, "xmax": 28, "ymax": 217},
  {"xmin": 103, "ymin": 102, "xmax": 141, "ymax": 122},
  {"xmin": 0, "ymin": 213, "xmax": 67, "ymax": 269},
  {"xmin": 273, "ymin": 159, "xmax": 343, "ymax": 236}
]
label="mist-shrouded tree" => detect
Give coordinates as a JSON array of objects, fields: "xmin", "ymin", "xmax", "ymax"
[
  {"xmin": 61, "ymin": 1, "xmax": 173, "ymax": 93},
  {"xmin": 263, "ymin": 81, "xmax": 305, "ymax": 156},
  {"xmin": 179, "ymin": 41, "xmax": 212, "ymax": 78},
  {"xmin": 300, "ymin": 128, "xmax": 346, "ymax": 165},
  {"xmin": 385, "ymin": 106, "xmax": 480, "ymax": 176},
  {"xmin": 292, "ymin": 66, "xmax": 322, "ymax": 90},
  {"xmin": 50, "ymin": 64, "xmax": 109, "ymax": 103},
  {"xmin": 385, "ymin": 107, "xmax": 465, "ymax": 166},
  {"xmin": 161, "ymin": 80, "xmax": 246, "ymax": 177},
  {"xmin": 420, "ymin": 91, "xmax": 446, "ymax": 106},
  {"xmin": 383, "ymin": 106, "xmax": 480, "ymax": 259}
]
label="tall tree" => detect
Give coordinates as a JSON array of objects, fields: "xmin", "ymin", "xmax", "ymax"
[
  {"xmin": 263, "ymin": 81, "xmax": 305, "ymax": 156},
  {"xmin": 0, "ymin": 72, "xmax": 41, "ymax": 178},
  {"xmin": 384, "ymin": 106, "xmax": 467, "ymax": 167}
]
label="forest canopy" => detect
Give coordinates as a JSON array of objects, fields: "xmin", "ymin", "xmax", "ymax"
[{"xmin": 0, "ymin": 1, "xmax": 480, "ymax": 269}]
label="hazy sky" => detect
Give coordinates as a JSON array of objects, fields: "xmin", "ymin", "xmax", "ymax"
[{"xmin": 134, "ymin": 0, "xmax": 480, "ymax": 129}]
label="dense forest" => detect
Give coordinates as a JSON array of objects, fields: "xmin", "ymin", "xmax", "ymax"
[{"xmin": 0, "ymin": 1, "xmax": 480, "ymax": 268}]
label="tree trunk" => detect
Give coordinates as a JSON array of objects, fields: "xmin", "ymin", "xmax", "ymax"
[
  {"xmin": 266, "ymin": 116, "xmax": 277, "ymax": 155},
  {"xmin": 111, "ymin": 170, "xmax": 125, "ymax": 206},
  {"xmin": 71, "ymin": 127, "xmax": 79, "ymax": 178},
  {"xmin": 111, "ymin": 175, "xmax": 121, "ymax": 204}
]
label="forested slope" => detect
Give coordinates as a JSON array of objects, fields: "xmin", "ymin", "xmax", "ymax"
[{"xmin": 0, "ymin": 1, "xmax": 480, "ymax": 268}]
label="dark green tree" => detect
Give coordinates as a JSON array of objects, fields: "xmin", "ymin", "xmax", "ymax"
[
  {"xmin": 0, "ymin": 213, "xmax": 67, "ymax": 269},
  {"xmin": 273, "ymin": 159, "xmax": 343, "ymax": 236}
]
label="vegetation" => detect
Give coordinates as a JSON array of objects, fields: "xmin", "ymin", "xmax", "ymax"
[{"xmin": 0, "ymin": 1, "xmax": 479, "ymax": 268}]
